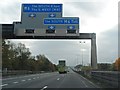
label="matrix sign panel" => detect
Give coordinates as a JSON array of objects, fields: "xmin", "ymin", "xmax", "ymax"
[
  {"xmin": 23, "ymin": 4, "xmax": 62, "ymax": 12},
  {"xmin": 44, "ymin": 18, "xmax": 79, "ymax": 24}
]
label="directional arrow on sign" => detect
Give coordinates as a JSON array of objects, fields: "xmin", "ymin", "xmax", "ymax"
[
  {"xmin": 49, "ymin": 14, "xmax": 56, "ymax": 17},
  {"xmin": 68, "ymin": 26, "xmax": 75, "ymax": 30},
  {"xmin": 48, "ymin": 26, "xmax": 55, "ymax": 30},
  {"xmin": 50, "ymin": 26, "xmax": 54, "ymax": 29},
  {"xmin": 29, "ymin": 14, "xmax": 36, "ymax": 17},
  {"xmin": 50, "ymin": 14, "xmax": 55, "ymax": 17},
  {"xmin": 69, "ymin": 26, "xmax": 73, "ymax": 29}
]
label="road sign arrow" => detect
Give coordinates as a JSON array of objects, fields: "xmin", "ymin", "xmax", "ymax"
[{"xmin": 48, "ymin": 26, "xmax": 55, "ymax": 30}]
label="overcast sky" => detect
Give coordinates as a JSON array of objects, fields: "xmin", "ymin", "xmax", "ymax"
[{"xmin": 0, "ymin": 0, "xmax": 119, "ymax": 66}]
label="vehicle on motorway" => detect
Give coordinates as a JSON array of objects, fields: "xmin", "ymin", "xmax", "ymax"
[{"xmin": 58, "ymin": 60, "xmax": 67, "ymax": 74}]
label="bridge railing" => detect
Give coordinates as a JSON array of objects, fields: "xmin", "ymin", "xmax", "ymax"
[{"xmin": 91, "ymin": 71, "xmax": 120, "ymax": 88}]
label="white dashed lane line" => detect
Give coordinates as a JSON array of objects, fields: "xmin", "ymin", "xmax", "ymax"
[
  {"xmin": 57, "ymin": 78, "xmax": 60, "ymax": 80},
  {"xmin": 2, "ymin": 77, "xmax": 40, "ymax": 87},
  {"xmin": 22, "ymin": 80, "xmax": 26, "ymax": 82},
  {"xmin": 28, "ymin": 79, "xmax": 31, "ymax": 80},
  {"xmin": 13, "ymin": 82, "xmax": 19, "ymax": 84},
  {"xmin": 1, "ymin": 84, "xmax": 8, "ymax": 87},
  {"xmin": 2, "ymin": 74, "xmax": 41, "ymax": 81}
]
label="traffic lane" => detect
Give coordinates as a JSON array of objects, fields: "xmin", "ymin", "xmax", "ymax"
[
  {"xmin": 57, "ymin": 72, "xmax": 87, "ymax": 88},
  {"xmin": 33, "ymin": 70, "xmax": 99, "ymax": 88},
  {"xmin": 2, "ymin": 72, "xmax": 58, "ymax": 88},
  {"xmin": 76, "ymin": 73, "xmax": 99, "ymax": 88},
  {"xmin": 2, "ymin": 71, "xmax": 99, "ymax": 88},
  {"xmin": 54, "ymin": 71, "xmax": 98, "ymax": 88},
  {"xmin": 70, "ymin": 68, "xmax": 99, "ymax": 88},
  {"xmin": 41, "ymin": 71, "xmax": 98, "ymax": 88},
  {"xmin": 2, "ymin": 72, "xmax": 57, "ymax": 81},
  {"xmin": 2, "ymin": 72, "xmax": 69, "ymax": 88},
  {"xmin": 2, "ymin": 72, "xmax": 57, "ymax": 84},
  {"xmin": 43, "ymin": 73, "xmax": 81, "ymax": 88},
  {"xmin": 28, "ymin": 73, "xmax": 66, "ymax": 88}
]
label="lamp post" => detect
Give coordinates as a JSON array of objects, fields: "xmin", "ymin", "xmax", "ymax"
[{"xmin": 79, "ymin": 41, "xmax": 85, "ymax": 66}]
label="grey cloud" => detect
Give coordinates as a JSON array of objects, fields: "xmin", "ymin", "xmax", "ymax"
[
  {"xmin": 64, "ymin": 2, "xmax": 106, "ymax": 17},
  {"xmin": 97, "ymin": 26, "xmax": 118, "ymax": 63},
  {"xmin": 0, "ymin": 1, "xmax": 21, "ymax": 23}
]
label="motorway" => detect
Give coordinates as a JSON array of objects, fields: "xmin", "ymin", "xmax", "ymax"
[{"xmin": 1, "ymin": 69, "xmax": 99, "ymax": 89}]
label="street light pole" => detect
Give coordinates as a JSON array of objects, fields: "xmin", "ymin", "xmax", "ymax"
[
  {"xmin": 82, "ymin": 49, "xmax": 83, "ymax": 66},
  {"xmin": 79, "ymin": 41, "xmax": 85, "ymax": 66}
]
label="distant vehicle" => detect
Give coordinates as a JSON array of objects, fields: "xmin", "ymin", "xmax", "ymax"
[{"xmin": 58, "ymin": 60, "xmax": 67, "ymax": 74}]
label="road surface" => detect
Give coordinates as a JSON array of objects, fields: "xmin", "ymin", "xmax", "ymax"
[{"xmin": 1, "ymin": 68, "xmax": 99, "ymax": 89}]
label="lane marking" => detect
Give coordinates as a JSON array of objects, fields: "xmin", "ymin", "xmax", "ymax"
[
  {"xmin": 22, "ymin": 80, "xmax": 26, "ymax": 82},
  {"xmin": 2, "ymin": 72, "xmax": 57, "ymax": 81},
  {"xmin": 28, "ymin": 79, "xmax": 31, "ymax": 80},
  {"xmin": 57, "ymin": 78, "xmax": 60, "ymax": 80},
  {"xmin": 81, "ymin": 81, "xmax": 88, "ymax": 87},
  {"xmin": 2, "ymin": 74, "xmax": 40, "ymax": 81},
  {"xmin": 78, "ymin": 74, "xmax": 98, "ymax": 88},
  {"xmin": 41, "ymin": 85, "xmax": 48, "ymax": 90},
  {"xmin": 1, "ymin": 84, "xmax": 8, "ymax": 87},
  {"xmin": 33, "ymin": 78, "xmax": 36, "ymax": 79},
  {"xmin": 75, "ymin": 73, "xmax": 89, "ymax": 87},
  {"xmin": 13, "ymin": 82, "xmax": 19, "ymax": 84},
  {"xmin": 37, "ymin": 77, "xmax": 39, "ymax": 78}
]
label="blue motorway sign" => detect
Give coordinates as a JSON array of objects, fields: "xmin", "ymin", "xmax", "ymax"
[
  {"xmin": 44, "ymin": 18, "xmax": 79, "ymax": 24},
  {"xmin": 23, "ymin": 4, "xmax": 62, "ymax": 12}
]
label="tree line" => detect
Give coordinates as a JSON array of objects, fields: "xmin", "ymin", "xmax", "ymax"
[
  {"xmin": 2, "ymin": 39, "xmax": 57, "ymax": 71},
  {"xmin": 97, "ymin": 58, "xmax": 120, "ymax": 71},
  {"xmin": 75, "ymin": 58, "xmax": 120, "ymax": 71}
]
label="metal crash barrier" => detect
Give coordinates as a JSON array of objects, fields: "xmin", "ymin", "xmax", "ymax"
[{"xmin": 91, "ymin": 71, "xmax": 120, "ymax": 88}]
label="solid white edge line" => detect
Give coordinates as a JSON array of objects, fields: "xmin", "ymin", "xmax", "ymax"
[
  {"xmin": 41, "ymin": 86, "xmax": 48, "ymax": 90},
  {"xmin": 79, "ymin": 74, "xmax": 98, "ymax": 88},
  {"xmin": 81, "ymin": 81, "xmax": 88, "ymax": 87}
]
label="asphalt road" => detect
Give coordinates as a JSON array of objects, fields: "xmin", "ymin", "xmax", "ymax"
[{"xmin": 1, "ymin": 69, "xmax": 99, "ymax": 89}]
